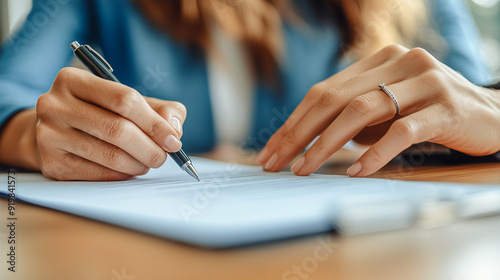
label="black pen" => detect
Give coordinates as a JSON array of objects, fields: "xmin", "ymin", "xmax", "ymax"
[{"xmin": 70, "ymin": 41, "xmax": 200, "ymax": 181}]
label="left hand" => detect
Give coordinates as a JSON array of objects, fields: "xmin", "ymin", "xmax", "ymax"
[{"xmin": 256, "ymin": 45, "xmax": 500, "ymax": 177}]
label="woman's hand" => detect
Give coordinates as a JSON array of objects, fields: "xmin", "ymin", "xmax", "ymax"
[
  {"xmin": 256, "ymin": 45, "xmax": 500, "ymax": 177},
  {"xmin": 34, "ymin": 67, "xmax": 186, "ymax": 180}
]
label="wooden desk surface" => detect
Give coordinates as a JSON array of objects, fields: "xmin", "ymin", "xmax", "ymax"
[{"xmin": 1, "ymin": 146, "xmax": 500, "ymax": 280}]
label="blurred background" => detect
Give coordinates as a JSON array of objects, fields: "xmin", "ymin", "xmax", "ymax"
[
  {"xmin": 1, "ymin": 0, "xmax": 499, "ymax": 78},
  {"xmin": 0, "ymin": 0, "xmax": 31, "ymax": 43},
  {"xmin": 468, "ymin": 0, "xmax": 500, "ymax": 78}
]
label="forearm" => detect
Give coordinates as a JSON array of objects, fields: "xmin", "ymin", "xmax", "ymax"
[{"xmin": 0, "ymin": 109, "xmax": 39, "ymax": 170}]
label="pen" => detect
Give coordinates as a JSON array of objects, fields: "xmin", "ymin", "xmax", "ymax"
[{"xmin": 70, "ymin": 41, "xmax": 200, "ymax": 181}]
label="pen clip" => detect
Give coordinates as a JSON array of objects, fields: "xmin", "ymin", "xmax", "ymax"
[{"xmin": 86, "ymin": 45, "xmax": 114, "ymax": 72}]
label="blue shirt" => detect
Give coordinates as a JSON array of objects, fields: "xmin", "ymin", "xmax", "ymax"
[{"xmin": 0, "ymin": 0, "xmax": 490, "ymax": 153}]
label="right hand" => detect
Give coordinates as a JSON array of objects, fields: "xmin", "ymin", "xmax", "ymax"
[{"xmin": 35, "ymin": 67, "xmax": 187, "ymax": 181}]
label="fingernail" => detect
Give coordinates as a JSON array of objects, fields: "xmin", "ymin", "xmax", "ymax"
[
  {"xmin": 170, "ymin": 117, "xmax": 182, "ymax": 135},
  {"xmin": 256, "ymin": 147, "xmax": 269, "ymax": 164},
  {"xmin": 347, "ymin": 162, "xmax": 362, "ymax": 177},
  {"xmin": 164, "ymin": 135, "xmax": 182, "ymax": 152},
  {"xmin": 265, "ymin": 153, "xmax": 278, "ymax": 170},
  {"xmin": 291, "ymin": 157, "xmax": 305, "ymax": 174}
]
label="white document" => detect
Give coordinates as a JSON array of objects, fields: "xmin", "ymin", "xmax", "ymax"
[{"xmin": 1, "ymin": 157, "xmax": 500, "ymax": 247}]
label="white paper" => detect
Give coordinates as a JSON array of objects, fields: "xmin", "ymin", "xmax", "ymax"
[{"xmin": 1, "ymin": 157, "xmax": 499, "ymax": 247}]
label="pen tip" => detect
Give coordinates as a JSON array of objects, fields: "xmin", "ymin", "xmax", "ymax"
[{"xmin": 185, "ymin": 163, "xmax": 201, "ymax": 182}]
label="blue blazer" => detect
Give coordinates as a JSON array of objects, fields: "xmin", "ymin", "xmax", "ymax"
[{"xmin": 0, "ymin": 0, "xmax": 490, "ymax": 153}]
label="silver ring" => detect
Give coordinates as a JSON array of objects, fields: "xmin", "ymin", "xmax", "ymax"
[{"xmin": 378, "ymin": 83, "xmax": 400, "ymax": 115}]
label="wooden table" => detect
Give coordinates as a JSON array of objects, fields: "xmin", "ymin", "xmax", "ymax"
[{"xmin": 1, "ymin": 146, "xmax": 500, "ymax": 280}]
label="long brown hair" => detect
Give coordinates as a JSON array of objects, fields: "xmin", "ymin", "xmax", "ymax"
[{"xmin": 133, "ymin": 0, "xmax": 426, "ymax": 83}]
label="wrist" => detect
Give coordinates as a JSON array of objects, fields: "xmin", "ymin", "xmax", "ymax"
[
  {"xmin": 0, "ymin": 109, "xmax": 40, "ymax": 170},
  {"xmin": 479, "ymin": 85, "xmax": 500, "ymax": 155}
]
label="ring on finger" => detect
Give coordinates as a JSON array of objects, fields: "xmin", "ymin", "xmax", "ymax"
[{"xmin": 378, "ymin": 83, "xmax": 400, "ymax": 115}]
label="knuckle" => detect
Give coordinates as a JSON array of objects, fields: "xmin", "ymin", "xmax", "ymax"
[
  {"xmin": 403, "ymin": 48, "xmax": 436, "ymax": 70},
  {"xmin": 420, "ymin": 69, "xmax": 443, "ymax": 87},
  {"xmin": 35, "ymin": 122, "xmax": 52, "ymax": 145},
  {"xmin": 40, "ymin": 156, "xmax": 60, "ymax": 180},
  {"xmin": 346, "ymin": 95, "xmax": 377, "ymax": 118},
  {"xmin": 283, "ymin": 128, "xmax": 297, "ymax": 145},
  {"xmin": 281, "ymin": 113, "xmax": 297, "ymax": 129},
  {"xmin": 105, "ymin": 146, "xmax": 123, "ymax": 168},
  {"xmin": 391, "ymin": 120, "xmax": 416, "ymax": 141},
  {"xmin": 310, "ymin": 136, "xmax": 337, "ymax": 158},
  {"xmin": 172, "ymin": 102, "xmax": 187, "ymax": 118},
  {"xmin": 155, "ymin": 104, "xmax": 170, "ymax": 119},
  {"xmin": 420, "ymin": 70, "xmax": 447, "ymax": 97},
  {"xmin": 317, "ymin": 89, "xmax": 341, "ymax": 109},
  {"xmin": 407, "ymin": 47, "xmax": 429, "ymax": 58},
  {"xmin": 369, "ymin": 147, "xmax": 385, "ymax": 164},
  {"xmin": 159, "ymin": 102, "xmax": 188, "ymax": 120},
  {"xmin": 380, "ymin": 44, "xmax": 408, "ymax": 57},
  {"xmin": 311, "ymin": 137, "xmax": 328, "ymax": 155},
  {"xmin": 114, "ymin": 90, "xmax": 143, "ymax": 116},
  {"xmin": 308, "ymin": 83, "xmax": 327, "ymax": 97},
  {"xmin": 74, "ymin": 138, "xmax": 91, "ymax": 156},
  {"xmin": 147, "ymin": 149, "xmax": 167, "ymax": 168},
  {"xmin": 36, "ymin": 93, "xmax": 49, "ymax": 109},
  {"xmin": 146, "ymin": 119, "xmax": 163, "ymax": 139},
  {"xmin": 103, "ymin": 118, "xmax": 128, "ymax": 141},
  {"xmin": 54, "ymin": 67, "xmax": 77, "ymax": 86},
  {"xmin": 36, "ymin": 93, "xmax": 56, "ymax": 118},
  {"xmin": 278, "ymin": 121, "xmax": 292, "ymax": 135}
]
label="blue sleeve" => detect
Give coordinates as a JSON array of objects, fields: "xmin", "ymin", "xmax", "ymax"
[
  {"xmin": 0, "ymin": 0, "xmax": 93, "ymax": 127},
  {"xmin": 431, "ymin": 0, "xmax": 491, "ymax": 85}
]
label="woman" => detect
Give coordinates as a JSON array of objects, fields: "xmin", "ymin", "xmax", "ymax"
[{"xmin": 0, "ymin": 0, "xmax": 489, "ymax": 180}]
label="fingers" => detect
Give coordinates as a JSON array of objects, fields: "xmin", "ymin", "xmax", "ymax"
[
  {"xmin": 255, "ymin": 45, "xmax": 410, "ymax": 165},
  {"xmin": 287, "ymin": 80, "xmax": 425, "ymax": 175},
  {"xmin": 36, "ymin": 124, "xmax": 133, "ymax": 181},
  {"xmin": 260, "ymin": 61, "xmax": 418, "ymax": 172},
  {"xmin": 347, "ymin": 107, "xmax": 441, "ymax": 177},
  {"xmin": 54, "ymin": 68, "xmax": 183, "ymax": 152},
  {"xmin": 63, "ymin": 98, "xmax": 169, "ymax": 168},
  {"xmin": 43, "ymin": 153, "xmax": 134, "ymax": 181},
  {"xmin": 254, "ymin": 83, "xmax": 327, "ymax": 165},
  {"xmin": 56, "ymin": 127, "xmax": 149, "ymax": 176}
]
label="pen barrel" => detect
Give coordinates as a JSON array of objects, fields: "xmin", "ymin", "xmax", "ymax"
[
  {"xmin": 170, "ymin": 150, "xmax": 190, "ymax": 168},
  {"xmin": 73, "ymin": 46, "xmax": 119, "ymax": 83}
]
